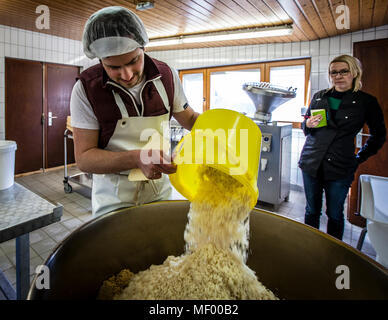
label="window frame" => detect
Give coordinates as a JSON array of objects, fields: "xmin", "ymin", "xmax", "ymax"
[{"xmin": 179, "ymin": 58, "xmax": 311, "ymax": 127}]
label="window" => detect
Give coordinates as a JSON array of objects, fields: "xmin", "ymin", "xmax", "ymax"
[
  {"xmin": 209, "ymin": 68, "xmax": 261, "ymax": 115},
  {"xmin": 179, "ymin": 58, "xmax": 310, "ymax": 125},
  {"xmin": 269, "ymin": 64, "xmax": 307, "ymax": 122},
  {"xmin": 181, "ymin": 71, "xmax": 205, "ymax": 115}
]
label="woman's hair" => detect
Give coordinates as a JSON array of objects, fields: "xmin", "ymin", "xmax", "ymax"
[{"xmin": 329, "ymin": 54, "xmax": 363, "ymax": 91}]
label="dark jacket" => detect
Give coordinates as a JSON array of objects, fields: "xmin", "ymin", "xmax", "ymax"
[
  {"xmin": 298, "ymin": 88, "xmax": 386, "ymax": 180},
  {"xmin": 77, "ymin": 54, "xmax": 174, "ymax": 149}
]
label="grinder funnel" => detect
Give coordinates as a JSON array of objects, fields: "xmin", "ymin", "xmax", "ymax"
[{"xmin": 243, "ymin": 82, "xmax": 297, "ymax": 123}]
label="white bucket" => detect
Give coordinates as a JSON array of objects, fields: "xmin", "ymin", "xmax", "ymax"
[{"xmin": 0, "ymin": 140, "xmax": 17, "ymax": 190}]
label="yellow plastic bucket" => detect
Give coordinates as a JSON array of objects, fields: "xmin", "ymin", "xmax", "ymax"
[{"xmin": 169, "ymin": 109, "xmax": 262, "ymax": 209}]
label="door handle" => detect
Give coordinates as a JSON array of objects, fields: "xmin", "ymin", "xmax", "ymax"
[
  {"xmin": 48, "ymin": 112, "xmax": 58, "ymax": 126},
  {"xmin": 356, "ymin": 131, "xmax": 371, "ymax": 148}
]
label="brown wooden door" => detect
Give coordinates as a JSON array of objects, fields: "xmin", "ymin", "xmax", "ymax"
[
  {"xmin": 5, "ymin": 58, "xmax": 43, "ymax": 174},
  {"xmin": 347, "ymin": 39, "xmax": 388, "ymax": 226},
  {"xmin": 45, "ymin": 63, "xmax": 79, "ymax": 168}
]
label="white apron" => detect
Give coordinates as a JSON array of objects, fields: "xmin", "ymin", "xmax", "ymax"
[{"xmin": 92, "ymin": 78, "xmax": 172, "ymax": 216}]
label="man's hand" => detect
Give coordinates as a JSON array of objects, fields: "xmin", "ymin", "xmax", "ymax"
[{"xmin": 137, "ymin": 149, "xmax": 177, "ymax": 179}]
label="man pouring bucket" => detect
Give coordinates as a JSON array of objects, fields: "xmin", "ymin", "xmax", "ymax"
[{"xmin": 70, "ymin": 6, "xmax": 199, "ymax": 216}]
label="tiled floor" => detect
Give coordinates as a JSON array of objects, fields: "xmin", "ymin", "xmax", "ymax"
[{"xmin": 0, "ymin": 166, "xmax": 377, "ymax": 296}]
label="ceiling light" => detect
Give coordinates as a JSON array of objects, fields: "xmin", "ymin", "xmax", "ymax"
[
  {"xmin": 135, "ymin": 1, "xmax": 154, "ymax": 11},
  {"xmin": 147, "ymin": 25, "xmax": 293, "ymax": 48}
]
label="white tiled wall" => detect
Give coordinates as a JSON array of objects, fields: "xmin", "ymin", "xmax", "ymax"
[
  {"xmin": 1, "ymin": 23, "xmax": 387, "ymax": 187},
  {"xmin": 149, "ymin": 25, "xmax": 388, "ymax": 188}
]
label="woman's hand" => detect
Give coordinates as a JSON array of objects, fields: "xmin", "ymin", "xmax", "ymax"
[
  {"xmin": 306, "ymin": 114, "xmax": 323, "ymax": 128},
  {"xmin": 136, "ymin": 149, "xmax": 177, "ymax": 179}
]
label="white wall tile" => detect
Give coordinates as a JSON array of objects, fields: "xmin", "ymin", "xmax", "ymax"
[
  {"xmin": 32, "ymin": 32, "xmax": 39, "ymax": 48},
  {"xmin": 283, "ymin": 42, "xmax": 291, "ymax": 57},
  {"xmin": 4, "ymin": 43, "xmax": 10, "ymax": 57},
  {"xmin": 291, "ymin": 42, "xmax": 300, "ymax": 56},
  {"xmin": 311, "ymin": 56, "xmax": 319, "ymax": 72},
  {"xmin": 25, "ymin": 31, "xmax": 33, "ymax": 48},
  {"xmin": 309, "ymin": 40, "xmax": 320, "ymax": 56},
  {"xmin": 245, "ymin": 45, "xmax": 253, "ymax": 60},
  {"xmin": 267, "ymin": 44, "xmax": 275, "ymax": 59},
  {"xmin": 274, "ymin": 43, "xmax": 283, "ymax": 58},
  {"xmin": 300, "ymin": 41, "xmax": 309, "ymax": 56},
  {"xmin": 363, "ymin": 27, "xmax": 375, "ymax": 33},
  {"xmin": 46, "ymin": 50, "xmax": 52, "ymax": 62},
  {"xmin": 39, "ymin": 48, "xmax": 45, "ymax": 61},
  {"xmin": 311, "ymin": 73, "xmax": 319, "ymax": 90},
  {"xmin": 363, "ymin": 31, "xmax": 375, "ymax": 41},
  {"xmin": 65, "ymin": 38, "xmax": 71, "ymax": 53},
  {"xmin": 329, "ymin": 36, "xmax": 340, "ymax": 54},
  {"xmin": 0, "ymin": 27, "xmax": 4, "ymax": 42},
  {"xmin": 0, "ymin": 43, "xmax": 4, "ymax": 57},
  {"xmin": 259, "ymin": 44, "xmax": 267, "ymax": 60},
  {"xmin": 0, "ymin": 117, "xmax": 4, "ymax": 134},
  {"xmin": 0, "ymin": 73, "xmax": 4, "ymax": 87},
  {"xmin": 11, "ymin": 28, "xmax": 18, "ymax": 45},
  {"xmin": 69, "ymin": 40, "xmax": 75, "ymax": 55},
  {"xmin": 351, "ymin": 31, "xmax": 363, "ymax": 43},
  {"xmin": 57, "ymin": 38, "xmax": 64, "ymax": 52},
  {"xmin": 318, "ymin": 73, "xmax": 329, "ymax": 89},
  {"xmin": 340, "ymin": 34, "xmax": 351, "ymax": 52},
  {"xmin": 319, "ymin": 38, "xmax": 329, "ymax": 55},
  {"xmin": 11, "ymin": 44, "xmax": 17, "ymax": 57},
  {"xmin": 45, "ymin": 35, "xmax": 52, "ymax": 50},
  {"xmin": 376, "ymin": 29, "xmax": 388, "ymax": 39},
  {"xmin": 33, "ymin": 47, "xmax": 39, "ymax": 60},
  {"xmin": 376, "ymin": 25, "xmax": 388, "ymax": 31},
  {"xmin": 319, "ymin": 55, "xmax": 329, "ymax": 72},
  {"xmin": 41, "ymin": 34, "xmax": 47, "ymax": 49},
  {"xmin": 52, "ymin": 36, "xmax": 58, "ymax": 51},
  {"xmin": 17, "ymin": 30, "xmax": 25, "ymax": 46},
  {"xmin": 25, "ymin": 47, "xmax": 33, "ymax": 60},
  {"xmin": 18, "ymin": 46, "xmax": 25, "ymax": 59},
  {"xmin": 4, "ymin": 28, "xmax": 10, "ymax": 44}
]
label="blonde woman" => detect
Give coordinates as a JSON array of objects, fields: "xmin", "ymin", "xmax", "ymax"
[{"xmin": 298, "ymin": 54, "xmax": 386, "ymax": 240}]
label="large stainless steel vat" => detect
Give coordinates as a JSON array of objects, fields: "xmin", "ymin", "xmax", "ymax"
[{"xmin": 28, "ymin": 201, "xmax": 388, "ymax": 300}]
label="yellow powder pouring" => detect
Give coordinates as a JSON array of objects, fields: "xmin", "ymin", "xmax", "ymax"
[{"xmin": 98, "ymin": 165, "xmax": 277, "ymax": 300}]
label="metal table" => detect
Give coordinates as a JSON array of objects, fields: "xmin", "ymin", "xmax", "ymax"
[{"xmin": 0, "ymin": 183, "xmax": 63, "ymax": 300}]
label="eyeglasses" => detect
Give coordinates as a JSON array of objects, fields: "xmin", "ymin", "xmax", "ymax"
[{"xmin": 329, "ymin": 69, "xmax": 350, "ymax": 77}]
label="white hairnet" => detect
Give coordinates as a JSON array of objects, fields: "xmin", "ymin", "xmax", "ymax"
[{"xmin": 82, "ymin": 6, "xmax": 149, "ymax": 59}]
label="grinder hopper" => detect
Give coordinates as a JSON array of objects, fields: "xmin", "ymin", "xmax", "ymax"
[{"xmin": 243, "ymin": 82, "xmax": 297, "ymax": 123}]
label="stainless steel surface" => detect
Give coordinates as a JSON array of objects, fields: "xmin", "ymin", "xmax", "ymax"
[
  {"xmin": 256, "ymin": 122, "xmax": 292, "ymax": 209},
  {"xmin": 63, "ymin": 128, "xmax": 92, "ymax": 195},
  {"xmin": 0, "ymin": 183, "xmax": 62, "ymax": 300},
  {"xmin": 0, "ymin": 183, "xmax": 62, "ymax": 240},
  {"xmin": 28, "ymin": 201, "xmax": 388, "ymax": 300},
  {"xmin": 68, "ymin": 173, "xmax": 93, "ymax": 189},
  {"xmin": 243, "ymin": 82, "xmax": 296, "ymax": 123}
]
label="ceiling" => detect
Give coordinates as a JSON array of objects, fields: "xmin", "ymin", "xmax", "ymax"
[{"xmin": 0, "ymin": 0, "xmax": 387, "ymax": 51}]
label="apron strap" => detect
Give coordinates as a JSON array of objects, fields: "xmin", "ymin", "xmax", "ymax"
[
  {"xmin": 112, "ymin": 90, "xmax": 140, "ymax": 117},
  {"xmin": 153, "ymin": 78, "xmax": 171, "ymax": 116}
]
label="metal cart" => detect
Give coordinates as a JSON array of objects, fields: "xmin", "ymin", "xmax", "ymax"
[{"xmin": 63, "ymin": 125, "xmax": 92, "ymax": 194}]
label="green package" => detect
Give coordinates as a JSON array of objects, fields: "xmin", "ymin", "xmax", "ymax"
[{"xmin": 311, "ymin": 109, "xmax": 327, "ymax": 127}]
